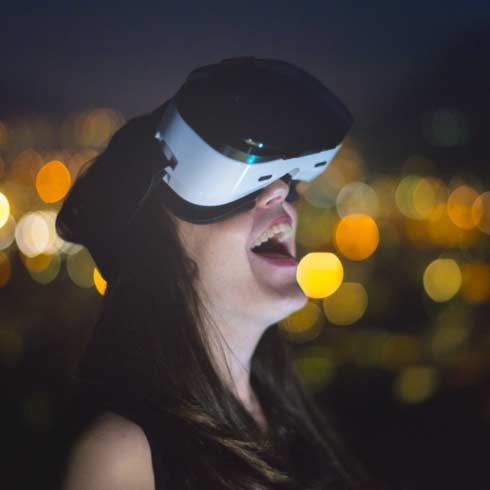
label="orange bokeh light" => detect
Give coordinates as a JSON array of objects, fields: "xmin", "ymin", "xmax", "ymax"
[
  {"xmin": 334, "ymin": 214, "xmax": 379, "ymax": 260},
  {"xmin": 35, "ymin": 160, "xmax": 72, "ymax": 203},
  {"xmin": 447, "ymin": 185, "xmax": 479, "ymax": 230}
]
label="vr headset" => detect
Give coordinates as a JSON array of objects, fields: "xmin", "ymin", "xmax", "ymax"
[
  {"xmin": 153, "ymin": 57, "xmax": 353, "ymax": 223},
  {"xmin": 56, "ymin": 57, "xmax": 352, "ymax": 280}
]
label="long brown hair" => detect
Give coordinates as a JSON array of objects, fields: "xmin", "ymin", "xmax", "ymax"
[{"xmin": 61, "ymin": 110, "xmax": 370, "ymax": 490}]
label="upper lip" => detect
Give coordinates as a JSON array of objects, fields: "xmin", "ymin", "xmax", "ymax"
[{"xmin": 249, "ymin": 213, "xmax": 296, "ymax": 258}]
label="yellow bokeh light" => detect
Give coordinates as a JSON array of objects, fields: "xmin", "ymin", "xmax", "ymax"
[
  {"xmin": 336, "ymin": 181, "xmax": 379, "ymax": 218},
  {"xmin": 0, "ymin": 192, "xmax": 10, "ymax": 228},
  {"xmin": 472, "ymin": 191, "xmax": 490, "ymax": 235},
  {"xmin": 296, "ymin": 252, "xmax": 343, "ymax": 298},
  {"xmin": 322, "ymin": 282, "xmax": 368, "ymax": 326},
  {"xmin": 93, "ymin": 267, "xmax": 107, "ymax": 295},
  {"xmin": 412, "ymin": 177, "xmax": 446, "ymax": 220},
  {"xmin": 35, "ymin": 160, "xmax": 72, "ymax": 203},
  {"xmin": 394, "ymin": 365, "xmax": 439, "ymax": 404},
  {"xmin": 447, "ymin": 185, "xmax": 479, "ymax": 230},
  {"xmin": 334, "ymin": 214, "xmax": 379, "ymax": 261},
  {"xmin": 423, "ymin": 258, "xmax": 462, "ymax": 302},
  {"xmin": 0, "ymin": 251, "xmax": 12, "ymax": 287},
  {"xmin": 460, "ymin": 262, "xmax": 490, "ymax": 304}
]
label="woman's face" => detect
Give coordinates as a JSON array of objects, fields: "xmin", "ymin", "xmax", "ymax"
[{"xmin": 176, "ymin": 179, "xmax": 307, "ymax": 328}]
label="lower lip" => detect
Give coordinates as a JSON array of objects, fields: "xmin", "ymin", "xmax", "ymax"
[{"xmin": 251, "ymin": 252, "xmax": 298, "ymax": 267}]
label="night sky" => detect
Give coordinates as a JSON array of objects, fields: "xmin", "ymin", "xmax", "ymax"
[{"xmin": 2, "ymin": 1, "xmax": 490, "ymax": 126}]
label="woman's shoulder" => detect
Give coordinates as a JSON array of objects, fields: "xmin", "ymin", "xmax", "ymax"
[{"xmin": 62, "ymin": 410, "xmax": 155, "ymax": 490}]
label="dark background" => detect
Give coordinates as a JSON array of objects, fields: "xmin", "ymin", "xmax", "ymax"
[{"xmin": 1, "ymin": 2, "xmax": 490, "ymax": 489}]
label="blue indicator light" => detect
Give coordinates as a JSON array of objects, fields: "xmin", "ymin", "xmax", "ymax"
[{"xmin": 247, "ymin": 154, "xmax": 258, "ymax": 163}]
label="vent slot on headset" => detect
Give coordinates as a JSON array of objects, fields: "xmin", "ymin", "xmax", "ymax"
[
  {"xmin": 258, "ymin": 175, "xmax": 272, "ymax": 182},
  {"xmin": 314, "ymin": 161, "xmax": 327, "ymax": 168}
]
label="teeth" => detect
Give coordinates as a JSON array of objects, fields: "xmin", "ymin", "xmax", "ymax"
[{"xmin": 251, "ymin": 223, "xmax": 293, "ymax": 249}]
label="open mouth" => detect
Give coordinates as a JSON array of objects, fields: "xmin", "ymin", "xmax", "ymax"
[
  {"xmin": 250, "ymin": 235, "xmax": 293, "ymax": 258},
  {"xmin": 250, "ymin": 223, "xmax": 294, "ymax": 259}
]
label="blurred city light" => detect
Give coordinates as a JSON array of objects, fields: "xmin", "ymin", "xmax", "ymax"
[
  {"xmin": 472, "ymin": 191, "xmax": 490, "ymax": 234},
  {"xmin": 334, "ymin": 214, "xmax": 379, "ymax": 260},
  {"xmin": 0, "ymin": 191, "xmax": 10, "ymax": 227},
  {"xmin": 0, "ymin": 215, "xmax": 16, "ymax": 250},
  {"xmin": 66, "ymin": 248, "xmax": 95, "ymax": 288},
  {"xmin": 296, "ymin": 252, "xmax": 344, "ymax": 298},
  {"xmin": 395, "ymin": 175, "xmax": 424, "ymax": 220},
  {"xmin": 15, "ymin": 212, "xmax": 50, "ymax": 257},
  {"xmin": 412, "ymin": 177, "xmax": 447, "ymax": 220},
  {"xmin": 336, "ymin": 181, "xmax": 379, "ymax": 218},
  {"xmin": 447, "ymin": 185, "xmax": 479, "ymax": 230},
  {"xmin": 423, "ymin": 258, "xmax": 462, "ymax": 302},
  {"xmin": 35, "ymin": 160, "xmax": 72, "ymax": 204},
  {"xmin": 394, "ymin": 365, "xmax": 439, "ymax": 404},
  {"xmin": 322, "ymin": 282, "xmax": 368, "ymax": 326},
  {"xmin": 93, "ymin": 267, "xmax": 107, "ymax": 295}
]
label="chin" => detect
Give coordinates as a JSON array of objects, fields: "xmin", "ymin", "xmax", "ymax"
[{"xmin": 266, "ymin": 284, "xmax": 308, "ymax": 324}]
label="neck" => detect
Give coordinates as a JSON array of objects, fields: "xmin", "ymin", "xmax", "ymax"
[{"xmin": 202, "ymin": 306, "xmax": 269, "ymax": 431}]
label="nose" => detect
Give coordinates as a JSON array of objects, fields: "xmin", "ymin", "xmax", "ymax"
[{"xmin": 254, "ymin": 177, "xmax": 290, "ymax": 209}]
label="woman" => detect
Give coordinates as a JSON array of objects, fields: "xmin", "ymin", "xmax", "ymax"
[{"xmin": 56, "ymin": 57, "xmax": 372, "ymax": 489}]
